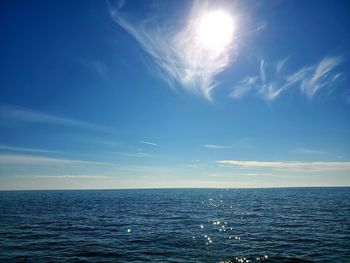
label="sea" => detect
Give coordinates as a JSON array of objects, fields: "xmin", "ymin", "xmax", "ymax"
[{"xmin": 0, "ymin": 188, "xmax": 349, "ymax": 262}]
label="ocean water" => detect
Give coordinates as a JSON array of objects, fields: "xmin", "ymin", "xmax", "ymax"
[{"xmin": 0, "ymin": 188, "xmax": 349, "ymax": 262}]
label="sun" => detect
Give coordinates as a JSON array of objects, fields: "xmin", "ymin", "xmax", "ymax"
[{"xmin": 195, "ymin": 10, "xmax": 235, "ymax": 56}]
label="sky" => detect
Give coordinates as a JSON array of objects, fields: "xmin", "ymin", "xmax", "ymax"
[{"xmin": 0, "ymin": 0, "xmax": 350, "ymax": 190}]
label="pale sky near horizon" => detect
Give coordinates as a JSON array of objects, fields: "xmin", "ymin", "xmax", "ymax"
[{"xmin": 0, "ymin": 0, "xmax": 350, "ymax": 190}]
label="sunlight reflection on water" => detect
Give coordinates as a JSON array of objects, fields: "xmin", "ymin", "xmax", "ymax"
[{"xmin": 0, "ymin": 188, "xmax": 349, "ymax": 262}]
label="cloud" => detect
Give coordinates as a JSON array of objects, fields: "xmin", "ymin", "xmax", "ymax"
[
  {"xmin": 0, "ymin": 145, "xmax": 64, "ymax": 155},
  {"xmin": 217, "ymin": 160, "xmax": 350, "ymax": 172},
  {"xmin": 276, "ymin": 57, "xmax": 289, "ymax": 73},
  {"xmin": 0, "ymin": 153, "xmax": 110, "ymax": 166},
  {"xmin": 292, "ymin": 147, "xmax": 327, "ymax": 155},
  {"xmin": 230, "ymin": 76, "xmax": 258, "ymax": 99},
  {"xmin": 112, "ymin": 151, "xmax": 159, "ymax": 158},
  {"xmin": 116, "ymin": 0, "xmax": 126, "ymax": 11},
  {"xmin": 88, "ymin": 60, "xmax": 108, "ymax": 79},
  {"xmin": 208, "ymin": 173, "xmax": 222, "ymax": 177},
  {"xmin": 301, "ymin": 56, "xmax": 344, "ymax": 98},
  {"xmin": 183, "ymin": 164, "xmax": 198, "ymax": 168},
  {"xmin": 80, "ymin": 59, "xmax": 108, "ymax": 79},
  {"xmin": 110, "ymin": 0, "xmax": 239, "ymax": 100},
  {"xmin": 244, "ymin": 172, "xmax": 274, "ymax": 176},
  {"xmin": 31, "ymin": 175, "xmax": 112, "ymax": 179},
  {"xmin": 0, "ymin": 105, "xmax": 105, "ymax": 131},
  {"xmin": 231, "ymin": 56, "xmax": 344, "ymax": 101},
  {"xmin": 203, "ymin": 144, "xmax": 230, "ymax": 149},
  {"xmin": 139, "ymin": 141, "xmax": 157, "ymax": 146}
]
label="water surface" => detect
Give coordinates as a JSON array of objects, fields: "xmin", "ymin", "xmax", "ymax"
[{"xmin": 0, "ymin": 188, "xmax": 349, "ymax": 262}]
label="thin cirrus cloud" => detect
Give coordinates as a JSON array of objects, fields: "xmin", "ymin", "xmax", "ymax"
[
  {"xmin": 0, "ymin": 145, "xmax": 65, "ymax": 155},
  {"xmin": 0, "ymin": 105, "xmax": 105, "ymax": 131},
  {"xmin": 139, "ymin": 141, "xmax": 157, "ymax": 146},
  {"xmin": 203, "ymin": 144, "xmax": 230, "ymax": 149},
  {"xmin": 110, "ymin": 0, "xmax": 239, "ymax": 100},
  {"xmin": 31, "ymin": 175, "xmax": 113, "ymax": 179},
  {"xmin": 231, "ymin": 56, "xmax": 344, "ymax": 101},
  {"xmin": 292, "ymin": 147, "xmax": 328, "ymax": 155},
  {"xmin": 0, "ymin": 153, "xmax": 111, "ymax": 166},
  {"xmin": 112, "ymin": 151, "xmax": 159, "ymax": 158},
  {"xmin": 217, "ymin": 160, "xmax": 350, "ymax": 172},
  {"xmin": 81, "ymin": 59, "xmax": 108, "ymax": 80}
]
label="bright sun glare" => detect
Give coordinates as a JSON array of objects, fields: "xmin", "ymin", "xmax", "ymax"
[{"xmin": 195, "ymin": 10, "xmax": 235, "ymax": 55}]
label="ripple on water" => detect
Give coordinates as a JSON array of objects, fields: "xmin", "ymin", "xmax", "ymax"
[{"xmin": 0, "ymin": 188, "xmax": 349, "ymax": 262}]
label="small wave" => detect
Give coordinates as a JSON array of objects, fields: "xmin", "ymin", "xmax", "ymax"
[{"xmin": 219, "ymin": 255, "xmax": 315, "ymax": 263}]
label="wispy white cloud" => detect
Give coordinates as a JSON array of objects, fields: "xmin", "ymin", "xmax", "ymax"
[
  {"xmin": 116, "ymin": 0, "xmax": 125, "ymax": 9},
  {"xmin": 231, "ymin": 56, "xmax": 344, "ymax": 101},
  {"xmin": 110, "ymin": 0, "xmax": 240, "ymax": 100},
  {"xmin": 135, "ymin": 152, "xmax": 158, "ymax": 158},
  {"xmin": 292, "ymin": 147, "xmax": 327, "ymax": 155},
  {"xmin": 203, "ymin": 144, "xmax": 230, "ymax": 149},
  {"xmin": 0, "ymin": 145, "xmax": 64, "ymax": 155},
  {"xmin": 230, "ymin": 76, "xmax": 258, "ymax": 99},
  {"xmin": 301, "ymin": 56, "xmax": 344, "ymax": 98},
  {"xmin": 112, "ymin": 151, "xmax": 159, "ymax": 158},
  {"xmin": 86, "ymin": 60, "xmax": 108, "ymax": 79},
  {"xmin": 184, "ymin": 164, "xmax": 198, "ymax": 168},
  {"xmin": 139, "ymin": 141, "xmax": 157, "ymax": 146},
  {"xmin": 259, "ymin": 59, "xmax": 266, "ymax": 83},
  {"xmin": 0, "ymin": 105, "xmax": 105, "ymax": 131},
  {"xmin": 88, "ymin": 139, "xmax": 121, "ymax": 147},
  {"xmin": 244, "ymin": 172, "xmax": 274, "ymax": 176},
  {"xmin": 242, "ymin": 172, "xmax": 293, "ymax": 178},
  {"xmin": 31, "ymin": 175, "xmax": 112, "ymax": 179},
  {"xmin": 276, "ymin": 57, "xmax": 289, "ymax": 73},
  {"xmin": 80, "ymin": 59, "xmax": 108, "ymax": 80},
  {"xmin": 217, "ymin": 160, "xmax": 350, "ymax": 172},
  {"xmin": 0, "ymin": 153, "xmax": 110, "ymax": 166},
  {"xmin": 208, "ymin": 173, "xmax": 222, "ymax": 177}
]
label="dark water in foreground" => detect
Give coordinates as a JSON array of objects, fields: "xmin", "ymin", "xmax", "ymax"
[{"xmin": 0, "ymin": 188, "xmax": 349, "ymax": 262}]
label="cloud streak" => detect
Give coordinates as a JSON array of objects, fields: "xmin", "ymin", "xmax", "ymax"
[
  {"xmin": 292, "ymin": 147, "xmax": 327, "ymax": 155},
  {"xmin": 217, "ymin": 160, "xmax": 350, "ymax": 172},
  {"xmin": 112, "ymin": 151, "xmax": 159, "ymax": 158},
  {"xmin": 0, "ymin": 106, "xmax": 105, "ymax": 131},
  {"xmin": 85, "ymin": 60, "xmax": 108, "ymax": 80},
  {"xmin": 139, "ymin": 141, "xmax": 157, "ymax": 146},
  {"xmin": 203, "ymin": 144, "xmax": 230, "ymax": 149},
  {"xmin": 32, "ymin": 175, "xmax": 113, "ymax": 179},
  {"xmin": 231, "ymin": 56, "xmax": 344, "ymax": 101},
  {"xmin": 0, "ymin": 145, "xmax": 64, "ymax": 155},
  {"xmin": 110, "ymin": 0, "xmax": 239, "ymax": 100},
  {"xmin": 0, "ymin": 153, "xmax": 110, "ymax": 166}
]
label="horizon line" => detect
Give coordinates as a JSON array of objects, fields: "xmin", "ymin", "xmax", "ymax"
[{"xmin": 1, "ymin": 185, "xmax": 349, "ymax": 192}]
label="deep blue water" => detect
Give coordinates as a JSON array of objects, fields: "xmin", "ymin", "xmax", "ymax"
[{"xmin": 0, "ymin": 188, "xmax": 349, "ymax": 262}]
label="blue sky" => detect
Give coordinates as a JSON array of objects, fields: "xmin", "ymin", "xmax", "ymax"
[{"xmin": 0, "ymin": 0, "xmax": 349, "ymax": 190}]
